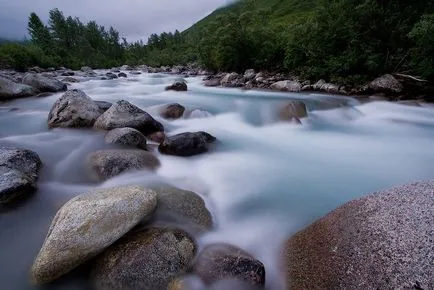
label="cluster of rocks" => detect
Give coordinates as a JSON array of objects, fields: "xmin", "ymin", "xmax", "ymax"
[
  {"xmin": 202, "ymin": 69, "xmax": 420, "ymax": 100},
  {"xmin": 45, "ymin": 89, "xmax": 217, "ymax": 181},
  {"xmin": 30, "ymin": 185, "xmax": 265, "ymax": 289}
]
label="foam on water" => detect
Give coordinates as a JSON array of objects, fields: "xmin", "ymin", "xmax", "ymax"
[{"xmin": 1, "ymin": 72, "xmax": 433, "ymax": 290}]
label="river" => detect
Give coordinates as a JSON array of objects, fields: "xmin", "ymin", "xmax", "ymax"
[{"xmin": 1, "ymin": 72, "xmax": 434, "ymax": 290}]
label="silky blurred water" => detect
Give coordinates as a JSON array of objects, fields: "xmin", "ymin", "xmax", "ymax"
[{"xmin": 1, "ymin": 72, "xmax": 433, "ymax": 290}]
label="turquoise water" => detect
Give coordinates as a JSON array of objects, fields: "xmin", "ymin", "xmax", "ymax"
[{"xmin": 1, "ymin": 72, "xmax": 433, "ymax": 289}]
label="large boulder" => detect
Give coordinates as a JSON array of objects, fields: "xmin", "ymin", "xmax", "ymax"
[
  {"xmin": 87, "ymin": 149, "xmax": 160, "ymax": 180},
  {"xmin": 278, "ymin": 101, "xmax": 308, "ymax": 123},
  {"xmin": 0, "ymin": 76, "xmax": 37, "ymax": 100},
  {"xmin": 91, "ymin": 227, "xmax": 196, "ymax": 290},
  {"xmin": 153, "ymin": 187, "xmax": 212, "ymax": 230},
  {"xmin": 104, "ymin": 127, "xmax": 147, "ymax": 150},
  {"xmin": 369, "ymin": 74, "xmax": 403, "ymax": 94},
  {"xmin": 193, "ymin": 244, "xmax": 266, "ymax": 287},
  {"xmin": 47, "ymin": 89, "xmax": 103, "ymax": 128},
  {"xmin": 166, "ymin": 81, "xmax": 187, "ymax": 92},
  {"xmin": 94, "ymin": 100, "xmax": 164, "ymax": 135},
  {"xmin": 22, "ymin": 73, "xmax": 67, "ymax": 93},
  {"xmin": 270, "ymin": 80, "xmax": 302, "ymax": 92},
  {"xmin": 285, "ymin": 181, "xmax": 434, "ymax": 290},
  {"xmin": 161, "ymin": 103, "xmax": 185, "ymax": 119},
  {"xmin": 31, "ymin": 186, "xmax": 157, "ymax": 284},
  {"xmin": 158, "ymin": 131, "xmax": 217, "ymax": 157}
]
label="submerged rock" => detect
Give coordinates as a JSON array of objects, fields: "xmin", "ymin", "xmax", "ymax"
[
  {"xmin": 0, "ymin": 76, "xmax": 37, "ymax": 100},
  {"xmin": 278, "ymin": 101, "xmax": 307, "ymax": 123},
  {"xmin": 22, "ymin": 73, "xmax": 67, "ymax": 93},
  {"xmin": 31, "ymin": 186, "xmax": 157, "ymax": 284},
  {"xmin": 166, "ymin": 81, "xmax": 187, "ymax": 91},
  {"xmin": 153, "ymin": 187, "xmax": 212, "ymax": 230},
  {"xmin": 193, "ymin": 244, "xmax": 266, "ymax": 287},
  {"xmin": 285, "ymin": 180, "xmax": 434, "ymax": 290},
  {"xmin": 159, "ymin": 131, "xmax": 217, "ymax": 157},
  {"xmin": 92, "ymin": 227, "xmax": 196, "ymax": 290},
  {"xmin": 104, "ymin": 127, "xmax": 147, "ymax": 150},
  {"xmin": 94, "ymin": 100, "xmax": 164, "ymax": 135},
  {"xmin": 161, "ymin": 103, "xmax": 185, "ymax": 119},
  {"xmin": 369, "ymin": 74, "xmax": 403, "ymax": 94},
  {"xmin": 270, "ymin": 80, "xmax": 302, "ymax": 92},
  {"xmin": 47, "ymin": 89, "xmax": 103, "ymax": 128},
  {"xmin": 88, "ymin": 149, "xmax": 160, "ymax": 180}
]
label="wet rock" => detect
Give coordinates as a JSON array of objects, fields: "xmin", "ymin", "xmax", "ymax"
[
  {"xmin": 278, "ymin": 101, "xmax": 308, "ymax": 122},
  {"xmin": 120, "ymin": 64, "xmax": 132, "ymax": 71},
  {"xmin": 159, "ymin": 131, "xmax": 217, "ymax": 157},
  {"xmin": 80, "ymin": 66, "xmax": 93, "ymax": 73},
  {"xmin": 92, "ymin": 227, "xmax": 196, "ymax": 290},
  {"xmin": 285, "ymin": 180, "xmax": 434, "ymax": 290},
  {"xmin": 22, "ymin": 73, "xmax": 67, "ymax": 93},
  {"xmin": 147, "ymin": 131, "xmax": 166, "ymax": 143},
  {"xmin": 31, "ymin": 186, "xmax": 157, "ymax": 284},
  {"xmin": 104, "ymin": 127, "xmax": 147, "ymax": 150},
  {"xmin": 220, "ymin": 73, "xmax": 240, "ymax": 87},
  {"xmin": 161, "ymin": 103, "xmax": 185, "ymax": 119},
  {"xmin": 105, "ymin": 72, "xmax": 118, "ymax": 80},
  {"xmin": 61, "ymin": 71, "xmax": 75, "ymax": 76},
  {"xmin": 130, "ymin": 71, "xmax": 142, "ymax": 75},
  {"xmin": 0, "ymin": 76, "xmax": 37, "ymax": 99},
  {"xmin": 61, "ymin": 77, "xmax": 79, "ymax": 83},
  {"xmin": 94, "ymin": 101, "xmax": 112, "ymax": 112},
  {"xmin": 193, "ymin": 244, "xmax": 266, "ymax": 287},
  {"xmin": 270, "ymin": 80, "xmax": 302, "ymax": 92},
  {"xmin": 0, "ymin": 147, "xmax": 42, "ymax": 206},
  {"xmin": 94, "ymin": 100, "xmax": 164, "ymax": 135},
  {"xmin": 204, "ymin": 78, "xmax": 221, "ymax": 87},
  {"xmin": 301, "ymin": 85, "xmax": 313, "ymax": 91},
  {"xmin": 244, "ymin": 69, "xmax": 256, "ymax": 80},
  {"xmin": 118, "ymin": 72, "xmax": 127, "ymax": 78},
  {"xmin": 153, "ymin": 187, "xmax": 212, "ymax": 230},
  {"xmin": 88, "ymin": 149, "xmax": 160, "ymax": 180},
  {"xmin": 28, "ymin": 66, "xmax": 44, "ymax": 73},
  {"xmin": 0, "ymin": 167, "xmax": 36, "ymax": 206},
  {"xmin": 166, "ymin": 81, "xmax": 187, "ymax": 91},
  {"xmin": 369, "ymin": 74, "xmax": 403, "ymax": 94},
  {"xmin": 47, "ymin": 89, "xmax": 103, "ymax": 128}
]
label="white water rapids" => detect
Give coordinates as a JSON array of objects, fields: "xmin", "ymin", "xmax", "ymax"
[{"xmin": 1, "ymin": 72, "xmax": 433, "ymax": 290}]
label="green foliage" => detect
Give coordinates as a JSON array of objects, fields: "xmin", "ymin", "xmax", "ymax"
[{"xmin": 409, "ymin": 14, "xmax": 434, "ymax": 82}]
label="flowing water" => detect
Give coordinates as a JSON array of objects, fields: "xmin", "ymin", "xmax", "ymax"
[{"xmin": 1, "ymin": 72, "xmax": 434, "ymax": 290}]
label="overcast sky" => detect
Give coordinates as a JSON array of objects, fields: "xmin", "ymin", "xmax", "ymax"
[{"xmin": 0, "ymin": 0, "xmax": 233, "ymax": 41}]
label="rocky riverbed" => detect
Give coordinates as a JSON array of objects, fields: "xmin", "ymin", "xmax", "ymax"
[{"xmin": 0, "ymin": 67, "xmax": 433, "ymax": 289}]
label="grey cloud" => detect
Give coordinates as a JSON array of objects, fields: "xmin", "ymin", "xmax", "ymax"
[{"xmin": 0, "ymin": 0, "xmax": 233, "ymax": 41}]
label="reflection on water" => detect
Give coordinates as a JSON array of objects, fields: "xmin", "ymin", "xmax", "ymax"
[{"xmin": 1, "ymin": 73, "xmax": 433, "ymax": 290}]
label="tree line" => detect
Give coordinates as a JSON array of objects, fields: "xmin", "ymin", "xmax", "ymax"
[{"xmin": 0, "ymin": 1, "xmax": 433, "ymax": 85}]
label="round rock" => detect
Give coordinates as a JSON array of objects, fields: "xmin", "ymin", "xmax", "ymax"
[
  {"xmin": 193, "ymin": 243, "xmax": 266, "ymax": 287},
  {"xmin": 31, "ymin": 186, "xmax": 158, "ymax": 284},
  {"xmin": 47, "ymin": 89, "xmax": 103, "ymax": 128},
  {"xmin": 158, "ymin": 131, "xmax": 217, "ymax": 157},
  {"xmin": 165, "ymin": 81, "xmax": 187, "ymax": 91},
  {"xmin": 92, "ymin": 227, "xmax": 196, "ymax": 290},
  {"xmin": 0, "ymin": 76, "xmax": 37, "ymax": 100},
  {"xmin": 94, "ymin": 100, "xmax": 164, "ymax": 135},
  {"xmin": 87, "ymin": 149, "xmax": 160, "ymax": 180},
  {"xmin": 285, "ymin": 180, "xmax": 434, "ymax": 290},
  {"xmin": 22, "ymin": 72, "xmax": 67, "ymax": 92},
  {"xmin": 105, "ymin": 127, "xmax": 147, "ymax": 150},
  {"xmin": 161, "ymin": 103, "xmax": 185, "ymax": 119},
  {"xmin": 153, "ymin": 187, "xmax": 212, "ymax": 230}
]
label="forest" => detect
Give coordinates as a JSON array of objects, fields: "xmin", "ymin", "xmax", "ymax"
[{"xmin": 0, "ymin": 0, "xmax": 433, "ymax": 85}]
